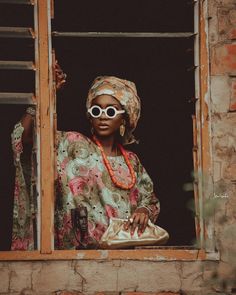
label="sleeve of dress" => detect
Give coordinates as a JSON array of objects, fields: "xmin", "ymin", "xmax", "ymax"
[
  {"xmin": 11, "ymin": 122, "xmax": 36, "ymax": 250},
  {"xmin": 55, "ymin": 130, "xmax": 77, "ymax": 211},
  {"xmin": 135, "ymin": 156, "xmax": 160, "ymax": 224}
]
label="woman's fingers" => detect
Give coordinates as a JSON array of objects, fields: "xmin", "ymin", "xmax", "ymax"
[
  {"xmin": 136, "ymin": 213, "xmax": 147, "ymax": 236},
  {"xmin": 124, "ymin": 215, "xmax": 134, "ymax": 230},
  {"xmin": 54, "ymin": 60, "xmax": 67, "ymax": 90},
  {"xmin": 138, "ymin": 214, "xmax": 149, "ymax": 235},
  {"xmin": 130, "ymin": 213, "xmax": 143, "ymax": 235},
  {"xmin": 124, "ymin": 212, "xmax": 149, "ymax": 236},
  {"xmin": 124, "ymin": 220, "xmax": 130, "ymax": 230}
]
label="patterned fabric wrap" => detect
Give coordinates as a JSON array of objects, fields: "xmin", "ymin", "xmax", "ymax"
[
  {"xmin": 11, "ymin": 123, "xmax": 160, "ymax": 250},
  {"xmin": 54, "ymin": 131, "xmax": 160, "ymax": 249},
  {"xmin": 86, "ymin": 76, "xmax": 141, "ymax": 145},
  {"xmin": 11, "ymin": 122, "xmax": 37, "ymax": 250}
]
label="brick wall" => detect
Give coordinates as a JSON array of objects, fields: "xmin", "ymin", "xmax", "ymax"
[
  {"xmin": 0, "ymin": 260, "xmax": 219, "ymax": 294},
  {"xmin": 208, "ymin": 0, "xmax": 236, "ymax": 293}
]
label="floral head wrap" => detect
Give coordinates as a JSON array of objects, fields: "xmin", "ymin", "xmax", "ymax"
[{"xmin": 86, "ymin": 76, "xmax": 141, "ymax": 145}]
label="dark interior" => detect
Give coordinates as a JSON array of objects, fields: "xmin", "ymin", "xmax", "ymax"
[
  {"xmin": 52, "ymin": 0, "xmax": 193, "ymax": 32},
  {"xmin": 0, "ymin": 3, "xmax": 35, "ymax": 250},
  {"xmin": 0, "ymin": 0, "xmax": 196, "ymax": 250},
  {"xmin": 53, "ymin": 37, "xmax": 196, "ymax": 246},
  {"xmin": 52, "ymin": 0, "xmax": 196, "ymax": 246}
]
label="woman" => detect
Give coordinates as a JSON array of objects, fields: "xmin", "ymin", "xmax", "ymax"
[{"xmin": 11, "ymin": 75, "xmax": 160, "ymax": 250}]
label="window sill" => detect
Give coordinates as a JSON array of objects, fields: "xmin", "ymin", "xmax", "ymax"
[{"xmin": 0, "ymin": 247, "xmax": 220, "ymax": 261}]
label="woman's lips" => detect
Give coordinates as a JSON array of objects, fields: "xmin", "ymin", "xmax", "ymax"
[{"xmin": 98, "ymin": 124, "xmax": 109, "ymax": 130}]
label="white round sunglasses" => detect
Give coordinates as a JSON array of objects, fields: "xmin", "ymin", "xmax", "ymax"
[{"xmin": 88, "ymin": 105, "xmax": 125, "ymax": 119}]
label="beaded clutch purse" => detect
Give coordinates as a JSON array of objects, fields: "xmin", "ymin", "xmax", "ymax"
[{"xmin": 99, "ymin": 218, "xmax": 169, "ymax": 249}]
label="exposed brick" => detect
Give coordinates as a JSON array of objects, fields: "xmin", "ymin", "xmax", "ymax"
[
  {"xmin": 223, "ymin": 163, "xmax": 236, "ymax": 179},
  {"xmin": 121, "ymin": 293, "xmax": 180, "ymax": 295},
  {"xmin": 32, "ymin": 261, "xmax": 83, "ymax": 293},
  {"xmin": 218, "ymin": 8, "xmax": 231, "ymax": 35},
  {"xmin": 211, "ymin": 113, "xmax": 236, "ymax": 161},
  {"xmin": 211, "ymin": 75, "xmax": 230, "ymax": 112},
  {"xmin": 73, "ymin": 261, "xmax": 118, "ymax": 293},
  {"xmin": 224, "ymin": 185, "xmax": 236, "ymax": 227},
  {"xmin": 215, "ymin": 0, "xmax": 236, "ymax": 5},
  {"xmin": 117, "ymin": 261, "xmax": 181, "ymax": 292},
  {"xmin": 54, "ymin": 292, "xmax": 83, "ymax": 295},
  {"xmin": 230, "ymin": 78, "xmax": 236, "ymax": 111},
  {"xmin": 9, "ymin": 263, "xmax": 33, "ymax": 292},
  {"xmin": 211, "ymin": 44, "xmax": 236, "ymax": 75},
  {"xmin": 20, "ymin": 289, "xmax": 37, "ymax": 295},
  {"xmin": 217, "ymin": 7, "xmax": 236, "ymax": 41},
  {"xmin": 203, "ymin": 261, "xmax": 219, "ymax": 282},
  {"xmin": 0, "ymin": 263, "xmax": 10, "ymax": 293},
  {"xmin": 179, "ymin": 261, "xmax": 204, "ymax": 292},
  {"xmin": 229, "ymin": 9, "xmax": 236, "ymax": 25},
  {"xmin": 228, "ymin": 28, "xmax": 236, "ymax": 40},
  {"xmin": 213, "ymin": 161, "xmax": 222, "ymax": 182}
]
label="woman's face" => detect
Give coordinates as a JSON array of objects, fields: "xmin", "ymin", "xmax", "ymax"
[{"xmin": 90, "ymin": 94, "xmax": 124, "ymax": 139}]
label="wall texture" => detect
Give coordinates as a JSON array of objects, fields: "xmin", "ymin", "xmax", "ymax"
[
  {"xmin": 208, "ymin": 0, "xmax": 236, "ymax": 292},
  {"xmin": 1, "ymin": 0, "xmax": 236, "ymax": 294}
]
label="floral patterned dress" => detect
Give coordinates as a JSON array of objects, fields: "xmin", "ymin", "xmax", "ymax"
[{"xmin": 11, "ymin": 123, "xmax": 160, "ymax": 250}]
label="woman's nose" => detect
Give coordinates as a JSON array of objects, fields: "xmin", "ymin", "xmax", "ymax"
[{"xmin": 100, "ymin": 111, "xmax": 108, "ymax": 119}]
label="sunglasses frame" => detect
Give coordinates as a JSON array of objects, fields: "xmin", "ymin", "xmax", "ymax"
[{"xmin": 88, "ymin": 105, "xmax": 125, "ymax": 119}]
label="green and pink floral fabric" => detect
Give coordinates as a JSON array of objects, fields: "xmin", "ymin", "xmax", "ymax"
[{"xmin": 11, "ymin": 124, "xmax": 160, "ymax": 250}]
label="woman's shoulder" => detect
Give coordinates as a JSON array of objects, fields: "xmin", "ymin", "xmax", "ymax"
[
  {"xmin": 56, "ymin": 130, "xmax": 93, "ymax": 146},
  {"xmin": 123, "ymin": 147, "xmax": 140, "ymax": 163}
]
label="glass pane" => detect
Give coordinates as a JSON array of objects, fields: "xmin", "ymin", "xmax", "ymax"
[
  {"xmin": 52, "ymin": 0, "xmax": 194, "ymax": 33},
  {"xmin": 53, "ymin": 37, "xmax": 196, "ymax": 248}
]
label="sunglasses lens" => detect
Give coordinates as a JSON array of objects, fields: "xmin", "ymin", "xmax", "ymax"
[
  {"xmin": 91, "ymin": 106, "xmax": 101, "ymax": 117},
  {"xmin": 106, "ymin": 107, "xmax": 116, "ymax": 118}
]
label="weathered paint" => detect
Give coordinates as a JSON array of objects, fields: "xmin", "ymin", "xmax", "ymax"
[
  {"xmin": 0, "ymin": 249, "xmax": 206, "ymax": 261},
  {"xmin": 2, "ymin": 0, "xmax": 236, "ymax": 293},
  {"xmin": 192, "ymin": 115, "xmax": 201, "ymax": 241},
  {"xmin": 37, "ymin": 0, "xmax": 54, "ymax": 254},
  {"xmin": 198, "ymin": 0, "xmax": 215, "ymax": 252},
  {"xmin": 0, "ymin": 0, "xmax": 211, "ymax": 262}
]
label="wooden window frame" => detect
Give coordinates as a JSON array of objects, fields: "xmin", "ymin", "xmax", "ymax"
[{"xmin": 0, "ymin": 0, "xmax": 218, "ymax": 261}]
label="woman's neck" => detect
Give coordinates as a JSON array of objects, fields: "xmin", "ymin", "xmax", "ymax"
[{"xmin": 94, "ymin": 135, "xmax": 118, "ymax": 156}]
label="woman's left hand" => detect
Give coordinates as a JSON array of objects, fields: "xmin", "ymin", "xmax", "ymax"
[
  {"xmin": 54, "ymin": 60, "xmax": 67, "ymax": 90},
  {"xmin": 124, "ymin": 207, "xmax": 149, "ymax": 236}
]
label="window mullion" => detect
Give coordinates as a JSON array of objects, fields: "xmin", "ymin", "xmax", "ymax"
[
  {"xmin": 36, "ymin": 0, "xmax": 54, "ymax": 254},
  {"xmin": 52, "ymin": 31, "xmax": 195, "ymax": 38}
]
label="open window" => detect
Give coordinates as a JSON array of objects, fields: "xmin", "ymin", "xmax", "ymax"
[
  {"xmin": 0, "ymin": 1, "xmax": 37, "ymax": 251},
  {"xmin": 52, "ymin": 0, "xmax": 197, "ymax": 247},
  {"xmin": 0, "ymin": 0, "xmax": 209, "ymax": 259}
]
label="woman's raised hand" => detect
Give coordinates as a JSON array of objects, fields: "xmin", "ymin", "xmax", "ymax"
[
  {"xmin": 124, "ymin": 207, "xmax": 149, "ymax": 236},
  {"xmin": 54, "ymin": 60, "xmax": 67, "ymax": 90}
]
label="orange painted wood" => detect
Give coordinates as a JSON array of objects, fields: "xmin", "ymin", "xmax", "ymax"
[
  {"xmin": 199, "ymin": 3, "xmax": 211, "ymax": 181},
  {"xmin": 123, "ymin": 293, "xmax": 180, "ymax": 295},
  {"xmin": 0, "ymin": 2, "xmax": 212, "ymax": 261},
  {"xmin": 192, "ymin": 115, "xmax": 201, "ymax": 241},
  {"xmin": 0, "ymin": 249, "xmax": 206, "ymax": 261},
  {"xmin": 37, "ymin": 0, "xmax": 54, "ymax": 254},
  {"xmin": 199, "ymin": 1, "xmax": 212, "ymax": 247}
]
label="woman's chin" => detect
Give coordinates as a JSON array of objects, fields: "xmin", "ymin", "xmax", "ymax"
[{"xmin": 94, "ymin": 130, "xmax": 113, "ymax": 138}]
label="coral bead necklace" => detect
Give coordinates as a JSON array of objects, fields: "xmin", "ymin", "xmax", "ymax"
[{"xmin": 93, "ymin": 136, "xmax": 136, "ymax": 190}]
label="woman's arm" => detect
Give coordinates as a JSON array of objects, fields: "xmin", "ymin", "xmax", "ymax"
[
  {"xmin": 21, "ymin": 109, "xmax": 35, "ymax": 145},
  {"xmin": 20, "ymin": 61, "xmax": 66, "ymax": 145},
  {"xmin": 124, "ymin": 155, "xmax": 160, "ymax": 236},
  {"xmin": 125, "ymin": 193, "xmax": 160, "ymax": 236}
]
